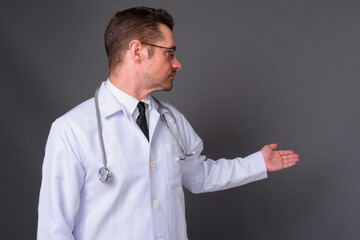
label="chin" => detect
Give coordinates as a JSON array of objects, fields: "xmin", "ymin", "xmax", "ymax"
[
  {"xmin": 163, "ymin": 84, "xmax": 173, "ymax": 91},
  {"xmin": 162, "ymin": 79, "xmax": 174, "ymax": 91}
]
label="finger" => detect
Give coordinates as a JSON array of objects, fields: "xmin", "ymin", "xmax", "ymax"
[
  {"xmin": 283, "ymin": 158, "xmax": 299, "ymax": 164},
  {"xmin": 282, "ymin": 159, "xmax": 299, "ymax": 165},
  {"xmin": 283, "ymin": 161, "xmax": 297, "ymax": 168},
  {"xmin": 269, "ymin": 143, "xmax": 278, "ymax": 150},
  {"xmin": 283, "ymin": 155, "xmax": 300, "ymax": 164},
  {"xmin": 281, "ymin": 153, "xmax": 299, "ymax": 160},
  {"xmin": 279, "ymin": 150, "xmax": 295, "ymax": 155}
]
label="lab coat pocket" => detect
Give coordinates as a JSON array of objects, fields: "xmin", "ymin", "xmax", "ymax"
[{"xmin": 164, "ymin": 143, "xmax": 183, "ymax": 188}]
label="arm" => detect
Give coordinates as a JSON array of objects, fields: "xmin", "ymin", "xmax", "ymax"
[
  {"xmin": 183, "ymin": 143, "xmax": 299, "ymax": 194},
  {"xmin": 182, "ymin": 150, "xmax": 269, "ymax": 193},
  {"xmin": 37, "ymin": 119, "xmax": 85, "ymax": 240}
]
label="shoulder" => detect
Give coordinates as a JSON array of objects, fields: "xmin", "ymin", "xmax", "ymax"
[
  {"xmin": 61, "ymin": 98, "xmax": 95, "ymax": 121},
  {"xmin": 51, "ymin": 97, "xmax": 96, "ymax": 133}
]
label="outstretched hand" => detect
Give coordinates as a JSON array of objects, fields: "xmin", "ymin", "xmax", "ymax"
[{"xmin": 261, "ymin": 144, "xmax": 299, "ymax": 172}]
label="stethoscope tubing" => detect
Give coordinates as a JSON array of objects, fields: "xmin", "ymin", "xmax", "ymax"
[
  {"xmin": 160, "ymin": 112, "xmax": 193, "ymax": 161},
  {"xmin": 95, "ymin": 87, "xmax": 107, "ymax": 168},
  {"xmin": 95, "ymin": 88, "xmax": 112, "ymax": 182}
]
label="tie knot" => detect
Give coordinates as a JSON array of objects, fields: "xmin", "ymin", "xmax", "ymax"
[{"xmin": 137, "ymin": 102, "xmax": 146, "ymax": 114}]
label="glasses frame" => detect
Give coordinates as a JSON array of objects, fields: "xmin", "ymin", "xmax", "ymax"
[{"xmin": 140, "ymin": 41, "xmax": 176, "ymax": 59}]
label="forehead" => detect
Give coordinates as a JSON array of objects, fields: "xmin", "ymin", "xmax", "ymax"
[{"xmin": 157, "ymin": 24, "xmax": 176, "ymax": 47}]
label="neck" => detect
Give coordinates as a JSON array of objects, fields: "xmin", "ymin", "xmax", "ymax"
[{"xmin": 109, "ymin": 68, "xmax": 150, "ymax": 101}]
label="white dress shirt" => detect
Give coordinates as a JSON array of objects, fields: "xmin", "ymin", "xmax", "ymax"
[
  {"xmin": 37, "ymin": 80, "xmax": 267, "ymax": 240},
  {"xmin": 105, "ymin": 79, "xmax": 152, "ymax": 122}
]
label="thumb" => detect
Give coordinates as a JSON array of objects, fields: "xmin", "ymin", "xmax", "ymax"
[{"xmin": 269, "ymin": 143, "xmax": 278, "ymax": 150}]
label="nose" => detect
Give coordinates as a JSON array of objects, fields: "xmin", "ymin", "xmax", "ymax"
[{"xmin": 172, "ymin": 56, "xmax": 182, "ymax": 70}]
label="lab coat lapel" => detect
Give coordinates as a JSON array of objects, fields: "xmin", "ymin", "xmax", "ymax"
[{"xmin": 97, "ymin": 82, "xmax": 126, "ymax": 119}]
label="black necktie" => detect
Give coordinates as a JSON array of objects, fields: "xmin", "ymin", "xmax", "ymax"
[{"xmin": 136, "ymin": 102, "xmax": 149, "ymax": 141}]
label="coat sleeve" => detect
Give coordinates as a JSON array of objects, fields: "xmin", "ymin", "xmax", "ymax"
[
  {"xmin": 177, "ymin": 113, "xmax": 268, "ymax": 194},
  {"xmin": 37, "ymin": 118, "xmax": 85, "ymax": 240}
]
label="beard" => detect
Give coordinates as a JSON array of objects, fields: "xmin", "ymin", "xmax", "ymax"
[{"xmin": 144, "ymin": 70, "xmax": 176, "ymax": 92}]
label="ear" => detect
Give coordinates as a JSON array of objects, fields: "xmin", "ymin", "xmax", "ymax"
[{"xmin": 128, "ymin": 40, "xmax": 146, "ymax": 62}]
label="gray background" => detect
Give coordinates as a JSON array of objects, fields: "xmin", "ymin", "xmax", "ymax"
[{"xmin": 1, "ymin": 0, "xmax": 359, "ymax": 239}]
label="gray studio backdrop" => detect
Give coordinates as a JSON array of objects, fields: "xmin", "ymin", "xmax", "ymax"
[{"xmin": 1, "ymin": 0, "xmax": 359, "ymax": 239}]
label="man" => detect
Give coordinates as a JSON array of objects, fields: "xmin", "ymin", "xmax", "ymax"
[{"xmin": 37, "ymin": 6, "xmax": 299, "ymax": 240}]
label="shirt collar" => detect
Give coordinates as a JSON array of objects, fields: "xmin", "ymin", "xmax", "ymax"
[{"xmin": 105, "ymin": 78, "xmax": 155, "ymax": 118}]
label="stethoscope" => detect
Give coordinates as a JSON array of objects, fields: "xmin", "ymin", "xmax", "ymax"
[{"xmin": 95, "ymin": 87, "xmax": 195, "ymax": 183}]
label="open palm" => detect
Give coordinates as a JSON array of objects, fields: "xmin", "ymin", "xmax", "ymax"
[{"xmin": 261, "ymin": 144, "xmax": 299, "ymax": 172}]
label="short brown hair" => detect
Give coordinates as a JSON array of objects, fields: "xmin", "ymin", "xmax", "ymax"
[{"xmin": 104, "ymin": 7, "xmax": 174, "ymax": 71}]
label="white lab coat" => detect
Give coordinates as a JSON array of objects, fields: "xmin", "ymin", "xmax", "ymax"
[{"xmin": 37, "ymin": 82, "xmax": 267, "ymax": 240}]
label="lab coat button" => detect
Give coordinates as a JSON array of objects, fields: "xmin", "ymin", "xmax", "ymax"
[
  {"xmin": 150, "ymin": 160, "xmax": 157, "ymax": 168},
  {"xmin": 153, "ymin": 198, "xmax": 160, "ymax": 207}
]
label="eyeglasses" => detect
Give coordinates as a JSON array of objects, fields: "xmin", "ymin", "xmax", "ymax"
[{"xmin": 140, "ymin": 41, "xmax": 176, "ymax": 59}]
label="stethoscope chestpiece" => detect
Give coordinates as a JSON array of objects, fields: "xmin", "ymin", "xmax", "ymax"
[{"xmin": 98, "ymin": 167, "xmax": 112, "ymax": 183}]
